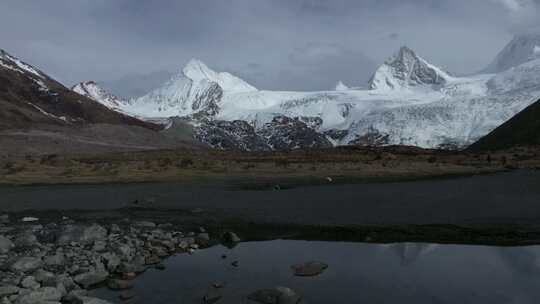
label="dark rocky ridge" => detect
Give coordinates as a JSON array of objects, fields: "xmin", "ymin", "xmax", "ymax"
[
  {"xmin": 0, "ymin": 50, "xmax": 158, "ymax": 131},
  {"xmin": 468, "ymin": 98, "xmax": 540, "ymax": 151},
  {"xmin": 194, "ymin": 116, "xmax": 332, "ymax": 151}
]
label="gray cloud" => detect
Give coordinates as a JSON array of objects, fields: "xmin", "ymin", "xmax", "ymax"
[{"xmin": 1, "ymin": 0, "xmax": 540, "ymax": 91}]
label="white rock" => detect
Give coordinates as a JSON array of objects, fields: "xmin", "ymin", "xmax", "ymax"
[{"xmin": 21, "ymin": 217, "xmax": 39, "ymax": 222}]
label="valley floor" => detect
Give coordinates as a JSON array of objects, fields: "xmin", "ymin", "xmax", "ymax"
[{"xmin": 1, "ymin": 146, "xmax": 540, "ymax": 244}]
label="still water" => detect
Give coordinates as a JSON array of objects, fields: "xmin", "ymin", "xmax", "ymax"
[{"xmin": 92, "ymin": 240, "xmax": 540, "ymax": 303}]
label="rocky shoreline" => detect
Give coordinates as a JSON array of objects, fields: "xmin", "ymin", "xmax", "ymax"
[{"xmin": 0, "ymin": 214, "xmax": 235, "ymax": 304}]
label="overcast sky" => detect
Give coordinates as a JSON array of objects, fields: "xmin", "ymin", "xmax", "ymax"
[{"xmin": 1, "ymin": 0, "xmax": 540, "ymax": 91}]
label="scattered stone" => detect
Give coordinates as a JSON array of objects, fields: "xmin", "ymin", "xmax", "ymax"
[
  {"xmin": 231, "ymin": 261, "xmax": 239, "ymax": 267},
  {"xmin": 223, "ymin": 232, "xmax": 241, "ymax": 243},
  {"xmin": 221, "ymin": 254, "xmax": 227, "ymax": 259},
  {"xmin": 0, "ymin": 236, "xmax": 14, "ymax": 253},
  {"xmin": 247, "ymin": 287, "xmax": 302, "ymax": 304},
  {"xmin": 106, "ymin": 279, "xmax": 133, "ymax": 290},
  {"xmin": 291, "ymin": 261, "xmax": 328, "ymax": 277},
  {"xmin": 10, "ymin": 257, "xmax": 44, "ymax": 273},
  {"xmin": 213, "ymin": 282, "xmax": 226, "ymax": 289},
  {"xmin": 203, "ymin": 289, "xmax": 222, "ymax": 304}
]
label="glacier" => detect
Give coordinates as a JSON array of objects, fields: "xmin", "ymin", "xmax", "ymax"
[{"xmin": 73, "ymin": 37, "xmax": 540, "ymax": 150}]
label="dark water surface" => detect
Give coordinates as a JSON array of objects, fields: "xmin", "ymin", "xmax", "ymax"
[
  {"xmin": 2, "ymin": 170, "xmax": 540, "ymax": 226},
  {"xmin": 92, "ymin": 240, "xmax": 540, "ymax": 304}
]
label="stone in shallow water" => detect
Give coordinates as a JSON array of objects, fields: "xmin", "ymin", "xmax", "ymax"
[
  {"xmin": 222, "ymin": 232, "xmax": 241, "ymax": 243},
  {"xmin": 119, "ymin": 291, "xmax": 134, "ymax": 300},
  {"xmin": 247, "ymin": 287, "xmax": 301, "ymax": 304},
  {"xmin": 106, "ymin": 279, "xmax": 132, "ymax": 290},
  {"xmin": 202, "ymin": 288, "xmax": 222, "ymax": 304},
  {"xmin": 145, "ymin": 255, "xmax": 161, "ymax": 265},
  {"xmin": 291, "ymin": 261, "xmax": 328, "ymax": 277}
]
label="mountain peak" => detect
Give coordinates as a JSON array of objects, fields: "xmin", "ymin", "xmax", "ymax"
[
  {"xmin": 483, "ymin": 33, "xmax": 540, "ymax": 73},
  {"xmin": 182, "ymin": 59, "xmax": 216, "ymax": 82},
  {"xmin": 335, "ymin": 81, "xmax": 349, "ymax": 91},
  {"xmin": 72, "ymin": 81, "xmax": 123, "ymax": 109},
  {"xmin": 180, "ymin": 58, "xmax": 256, "ymax": 92},
  {"xmin": 368, "ymin": 46, "xmax": 449, "ymax": 90}
]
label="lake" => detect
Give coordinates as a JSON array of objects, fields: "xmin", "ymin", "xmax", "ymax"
[{"xmin": 92, "ymin": 240, "xmax": 540, "ymax": 303}]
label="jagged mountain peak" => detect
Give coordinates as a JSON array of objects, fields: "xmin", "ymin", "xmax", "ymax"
[
  {"xmin": 72, "ymin": 81, "xmax": 123, "ymax": 109},
  {"xmin": 335, "ymin": 81, "xmax": 349, "ymax": 91},
  {"xmin": 180, "ymin": 58, "xmax": 257, "ymax": 93},
  {"xmin": 368, "ymin": 46, "xmax": 450, "ymax": 90},
  {"xmin": 483, "ymin": 33, "xmax": 540, "ymax": 73},
  {"xmin": 182, "ymin": 59, "xmax": 215, "ymax": 81}
]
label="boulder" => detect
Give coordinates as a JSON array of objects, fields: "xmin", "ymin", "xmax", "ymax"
[
  {"xmin": 20, "ymin": 276, "xmax": 40, "ymax": 290},
  {"xmin": 0, "ymin": 286, "xmax": 20, "ymax": 297},
  {"xmin": 0, "ymin": 236, "xmax": 14, "ymax": 253},
  {"xmin": 57, "ymin": 224, "xmax": 107, "ymax": 245},
  {"xmin": 14, "ymin": 231, "xmax": 39, "ymax": 247},
  {"xmin": 73, "ymin": 269, "xmax": 109, "ymax": 289},
  {"xmin": 43, "ymin": 254, "xmax": 65, "ymax": 266},
  {"xmin": 15, "ymin": 287, "xmax": 62, "ymax": 304},
  {"xmin": 10, "ymin": 257, "xmax": 44, "ymax": 273}
]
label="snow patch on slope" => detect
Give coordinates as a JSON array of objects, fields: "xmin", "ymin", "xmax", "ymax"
[{"xmin": 72, "ymin": 81, "xmax": 123, "ymax": 109}]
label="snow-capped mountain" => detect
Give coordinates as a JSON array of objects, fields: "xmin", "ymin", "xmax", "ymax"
[
  {"xmin": 335, "ymin": 81, "xmax": 349, "ymax": 91},
  {"xmin": 0, "ymin": 49, "xmax": 156, "ymax": 130},
  {"xmin": 483, "ymin": 33, "xmax": 540, "ymax": 74},
  {"xmin": 76, "ymin": 36, "xmax": 540, "ymax": 151},
  {"xmin": 72, "ymin": 81, "xmax": 123, "ymax": 109},
  {"xmin": 368, "ymin": 46, "xmax": 450, "ymax": 91},
  {"xmin": 119, "ymin": 59, "xmax": 257, "ymax": 119}
]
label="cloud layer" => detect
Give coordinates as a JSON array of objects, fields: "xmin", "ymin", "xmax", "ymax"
[{"xmin": 1, "ymin": 0, "xmax": 540, "ymax": 91}]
